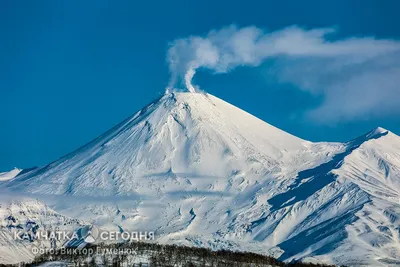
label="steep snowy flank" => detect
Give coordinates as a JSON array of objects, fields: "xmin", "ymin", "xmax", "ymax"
[
  {"xmin": 247, "ymin": 127, "xmax": 400, "ymax": 266},
  {"xmin": 1, "ymin": 92, "xmax": 399, "ymax": 267},
  {"xmin": 327, "ymin": 128, "xmax": 400, "ymax": 266}
]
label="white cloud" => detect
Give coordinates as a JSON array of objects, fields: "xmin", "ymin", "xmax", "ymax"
[{"xmin": 166, "ymin": 25, "xmax": 400, "ymax": 122}]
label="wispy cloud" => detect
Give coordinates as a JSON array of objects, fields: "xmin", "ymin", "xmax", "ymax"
[{"xmin": 166, "ymin": 25, "xmax": 400, "ymax": 122}]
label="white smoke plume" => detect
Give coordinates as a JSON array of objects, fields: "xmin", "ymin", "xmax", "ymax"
[
  {"xmin": 166, "ymin": 25, "xmax": 400, "ymax": 123},
  {"xmin": 166, "ymin": 25, "xmax": 400, "ymax": 93}
]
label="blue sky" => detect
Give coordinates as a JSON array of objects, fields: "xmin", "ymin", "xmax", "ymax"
[{"xmin": 1, "ymin": 0, "xmax": 400, "ymax": 170}]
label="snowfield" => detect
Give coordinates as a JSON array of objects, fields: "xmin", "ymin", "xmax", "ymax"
[{"xmin": 1, "ymin": 92, "xmax": 399, "ymax": 266}]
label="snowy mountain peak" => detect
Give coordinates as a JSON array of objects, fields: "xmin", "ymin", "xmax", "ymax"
[
  {"xmin": 346, "ymin": 126, "xmax": 390, "ymax": 148},
  {"xmin": 0, "ymin": 167, "xmax": 22, "ymax": 181},
  {"xmin": 366, "ymin": 126, "xmax": 389, "ymax": 138}
]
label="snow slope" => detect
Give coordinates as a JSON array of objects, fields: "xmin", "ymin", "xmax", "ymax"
[{"xmin": 1, "ymin": 92, "xmax": 399, "ymax": 266}]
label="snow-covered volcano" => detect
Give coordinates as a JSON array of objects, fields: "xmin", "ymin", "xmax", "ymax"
[
  {"xmin": 1, "ymin": 92, "xmax": 400, "ymax": 266},
  {"xmin": 4, "ymin": 92, "xmax": 332, "ymax": 196}
]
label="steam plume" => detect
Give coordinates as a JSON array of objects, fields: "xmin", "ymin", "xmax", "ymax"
[
  {"xmin": 166, "ymin": 25, "xmax": 400, "ymax": 123},
  {"xmin": 166, "ymin": 25, "xmax": 400, "ymax": 93}
]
